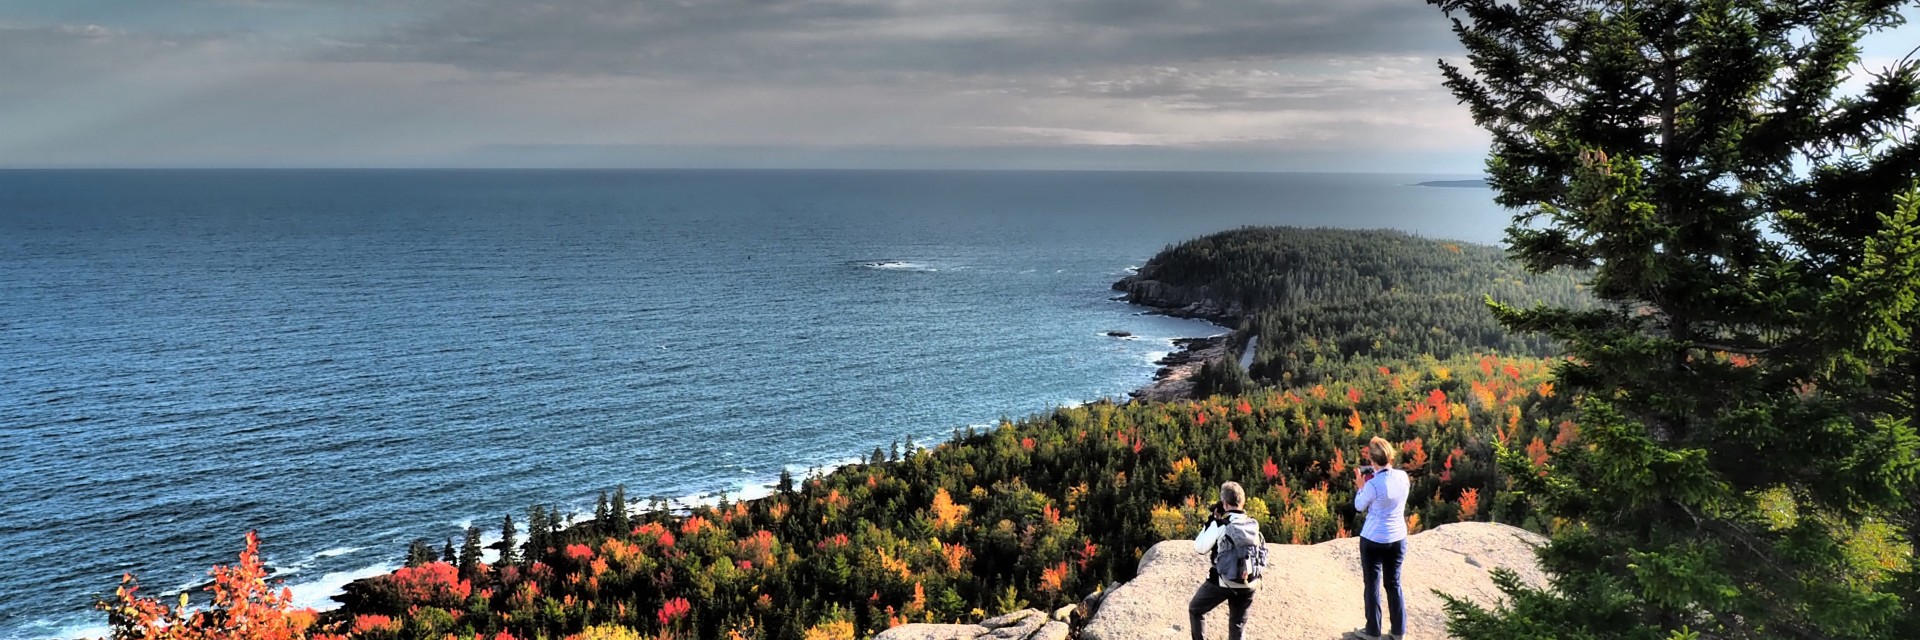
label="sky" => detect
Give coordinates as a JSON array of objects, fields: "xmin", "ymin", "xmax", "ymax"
[{"xmin": 0, "ymin": 1, "xmax": 1914, "ymax": 172}]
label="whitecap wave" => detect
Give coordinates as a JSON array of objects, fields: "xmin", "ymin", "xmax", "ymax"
[
  {"xmin": 28, "ymin": 617, "xmax": 109, "ymax": 640},
  {"xmin": 667, "ymin": 481, "xmax": 778, "ymax": 511},
  {"xmin": 287, "ymin": 562, "xmax": 398, "ymax": 612},
  {"xmin": 861, "ymin": 261, "xmax": 939, "ymax": 272}
]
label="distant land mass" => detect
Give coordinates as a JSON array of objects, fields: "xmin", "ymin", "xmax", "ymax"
[{"xmin": 1413, "ymin": 178, "xmax": 1490, "ymax": 188}]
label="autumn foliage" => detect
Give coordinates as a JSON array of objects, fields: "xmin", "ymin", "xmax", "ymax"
[
  {"xmin": 106, "ymin": 343, "xmax": 1573, "ymax": 640},
  {"xmin": 303, "ymin": 347, "xmax": 1574, "ymax": 639},
  {"xmin": 97, "ymin": 531, "xmax": 332, "ymax": 640}
]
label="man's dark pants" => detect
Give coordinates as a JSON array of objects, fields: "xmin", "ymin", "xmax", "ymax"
[{"xmin": 1187, "ymin": 580, "xmax": 1254, "ymax": 640}]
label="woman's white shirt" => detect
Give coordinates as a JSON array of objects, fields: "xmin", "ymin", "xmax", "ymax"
[{"xmin": 1353, "ymin": 468, "xmax": 1409, "ymax": 543}]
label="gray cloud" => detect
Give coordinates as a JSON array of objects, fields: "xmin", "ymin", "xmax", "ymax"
[
  {"xmin": 308, "ymin": 0, "xmax": 1473, "ymax": 140},
  {"xmin": 6, "ymin": 1, "xmax": 1912, "ymax": 168},
  {"xmin": 0, "ymin": 0, "xmax": 1502, "ymax": 168},
  {"xmin": 327, "ymin": 0, "xmax": 1458, "ymax": 79}
]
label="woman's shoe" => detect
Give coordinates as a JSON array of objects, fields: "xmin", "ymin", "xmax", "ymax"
[{"xmin": 1345, "ymin": 630, "xmax": 1381, "ymax": 640}]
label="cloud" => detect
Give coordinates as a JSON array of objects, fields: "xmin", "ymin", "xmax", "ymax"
[
  {"xmin": 328, "ymin": 0, "xmax": 1459, "ymax": 79},
  {"xmin": 0, "ymin": 0, "xmax": 1499, "ymax": 169}
]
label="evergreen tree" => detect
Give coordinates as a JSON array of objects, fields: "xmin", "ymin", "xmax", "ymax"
[
  {"xmin": 594, "ymin": 489, "xmax": 610, "ymax": 530},
  {"xmin": 404, "ymin": 538, "xmax": 436, "ymax": 568},
  {"xmin": 1193, "ymin": 355, "xmax": 1254, "ymax": 398},
  {"xmin": 778, "ymin": 469, "xmax": 795, "ymax": 495},
  {"xmin": 441, "ymin": 537, "xmax": 455, "ymax": 564},
  {"xmin": 871, "ymin": 446, "xmax": 886, "ymax": 465},
  {"xmin": 890, "ymin": 440, "xmax": 900, "ymax": 462},
  {"xmin": 526, "ymin": 504, "xmax": 548, "ymax": 565},
  {"xmin": 610, "ymin": 485, "xmax": 630, "ymax": 534},
  {"xmin": 458, "ymin": 525, "xmax": 483, "ymax": 580},
  {"xmin": 1428, "ymin": 0, "xmax": 1920, "ymax": 636},
  {"xmin": 498, "ymin": 513, "xmax": 519, "ymax": 569},
  {"xmin": 990, "ymin": 584, "xmax": 1026, "ymax": 616}
]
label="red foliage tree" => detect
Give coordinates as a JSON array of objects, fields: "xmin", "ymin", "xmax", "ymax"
[{"xmin": 657, "ymin": 597, "xmax": 692, "ymax": 626}]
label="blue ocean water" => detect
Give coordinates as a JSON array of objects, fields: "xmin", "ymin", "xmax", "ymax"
[{"xmin": 0, "ymin": 169, "xmax": 1507, "ymax": 638}]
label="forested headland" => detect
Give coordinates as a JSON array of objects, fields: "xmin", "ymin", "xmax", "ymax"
[{"xmin": 1119, "ymin": 227, "xmax": 1589, "ymax": 389}]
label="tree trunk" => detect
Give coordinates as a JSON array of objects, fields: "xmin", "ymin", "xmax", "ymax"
[{"xmin": 1657, "ymin": 42, "xmax": 1690, "ymax": 444}]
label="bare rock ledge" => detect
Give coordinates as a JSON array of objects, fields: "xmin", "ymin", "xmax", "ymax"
[
  {"xmin": 1082, "ymin": 522, "xmax": 1547, "ymax": 640},
  {"xmin": 872, "ymin": 624, "xmax": 995, "ymax": 640}
]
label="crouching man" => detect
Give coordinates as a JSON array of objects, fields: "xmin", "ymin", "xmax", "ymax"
[{"xmin": 1188, "ymin": 481, "xmax": 1266, "ymax": 640}]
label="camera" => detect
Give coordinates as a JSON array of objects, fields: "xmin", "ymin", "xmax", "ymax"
[{"xmin": 1360, "ymin": 465, "xmax": 1377, "ymax": 477}]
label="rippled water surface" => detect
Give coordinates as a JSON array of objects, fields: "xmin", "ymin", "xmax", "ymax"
[{"xmin": 0, "ymin": 169, "xmax": 1505, "ymax": 638}]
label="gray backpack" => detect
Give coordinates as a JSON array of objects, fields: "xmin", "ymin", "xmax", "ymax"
[{"xmin": 1212, "ymin": 516, "xmax": 1267, "ymax": 589}]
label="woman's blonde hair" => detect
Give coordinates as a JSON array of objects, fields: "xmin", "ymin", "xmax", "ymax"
[{"xmin": 1366, "ymin": 437, "xmax": 1396, "ymax": 467}]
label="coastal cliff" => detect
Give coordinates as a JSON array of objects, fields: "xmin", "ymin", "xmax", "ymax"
[
  {"xmin": 1113, "ymin": 266, "xmax": 1249, "ymax": 402},
  {"xmin": 1111, "ymin": 267, "xmax": 1245, "ymax": 324}
]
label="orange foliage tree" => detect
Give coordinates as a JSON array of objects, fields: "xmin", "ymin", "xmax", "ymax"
[{"xmin": 97, "ymin": 531, "xmax": 332, "ymax": 640}]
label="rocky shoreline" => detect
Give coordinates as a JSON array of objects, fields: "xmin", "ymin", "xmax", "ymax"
[
  {"xmin": 1126, "ymin": 336, "xmax": 1230, "ymax": 403},
  {"xmin": 1111, "ymin": 267, "xmax": 1245, "ymax": 403}
]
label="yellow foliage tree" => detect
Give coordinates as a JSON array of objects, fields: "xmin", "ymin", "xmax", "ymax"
[
  {"xmin": 568, "ymin": 624, "xmax": 645, "ymax": 640},
  {"xmin": 1164, "ymin": 457, "xmax": 1198, "ymax": 486},
  {"xmin": 1149, "ymin": 503, "xmax": 1192, "ymax": 540},
  {"xmin": 802, "ymin": 620, "xmax": 855, "ymax": 640},
  {"xmin": 928, "ymin": 488, "xmax": 969, "ymax": 532}
]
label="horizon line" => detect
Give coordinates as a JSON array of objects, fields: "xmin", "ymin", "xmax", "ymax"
[{"xmin": 0, "ymin": 166, "xmax": 1488, "ymax": 176}]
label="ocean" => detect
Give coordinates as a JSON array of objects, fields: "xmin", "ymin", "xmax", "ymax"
[{"xmin": 0, "ymin": 169, "xmax": 1507, "ymax": 638}]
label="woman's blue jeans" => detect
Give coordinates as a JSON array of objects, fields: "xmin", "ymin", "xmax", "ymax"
[{"xmin": 1360, "ymin": 537, "xmax": 1406, "ymax": 637}]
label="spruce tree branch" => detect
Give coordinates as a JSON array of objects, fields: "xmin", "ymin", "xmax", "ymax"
[
  {"xmin": 1686, "ymin": 506, "xmax": 1836, "ymax": 640},
  {"xmin": 1690, "ymin": 341, "xmax": 1770, "ymax": 355}
]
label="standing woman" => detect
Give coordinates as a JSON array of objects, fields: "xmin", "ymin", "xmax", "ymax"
[{"xmin": 1352, "ymin": 437, "xmax": 1408, "ymax": 640}]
